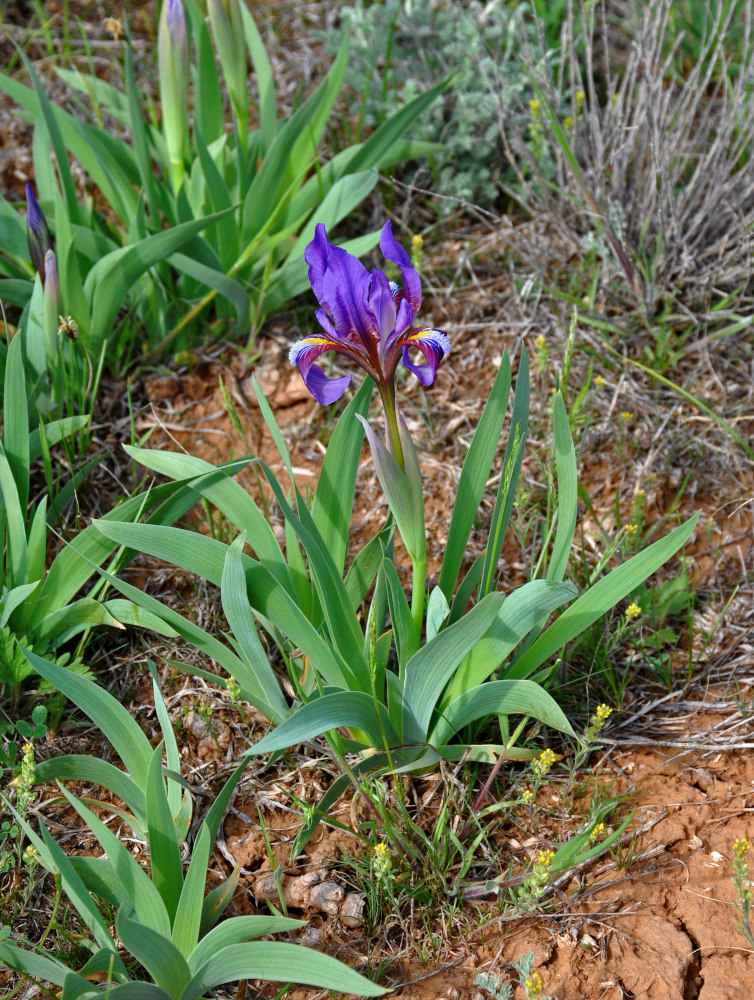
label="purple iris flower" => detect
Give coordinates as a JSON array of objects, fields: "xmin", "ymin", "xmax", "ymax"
[
  {"xmin": 26, "ymin": 183, "xmax": 54, "ymax": 279},
  {"xmin": 289, "ymin": 222, "xmax": 449, "ymax": 406}
]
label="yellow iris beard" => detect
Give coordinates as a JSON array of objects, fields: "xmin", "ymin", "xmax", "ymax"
[{"xmin": 303, "ymin": 337, "xmax": 339, "ymax": 347}]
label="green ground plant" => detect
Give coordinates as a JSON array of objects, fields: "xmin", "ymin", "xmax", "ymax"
[
  {"xmin": 0, "ymin": 656, "xmax": 385, "ymax": 998},
  {"xmin": 92, "ymin": 327, "xmax": 697, "ymax": 853},
  {"xmin": 0, "ymin": 308, "xmax": 256, "ymax": 704}
]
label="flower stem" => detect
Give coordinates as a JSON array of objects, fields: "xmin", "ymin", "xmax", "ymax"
[
  {"xmin": 410, "ymin": 554, "xmax": 426, "ymax": 636},
  {"xmin": 378, "ymin": 382, "xmax": 405, "ymax": 471}
]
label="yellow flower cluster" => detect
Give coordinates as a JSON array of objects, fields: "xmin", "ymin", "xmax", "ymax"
[
  {"xmin": 620, "ymin": 410, "xmax": 634, "ymax": 422},
  {"xmin": 104, "ymin": 16, "xmax": 124, "ymax": 39},
  {"xmin": 584, "ymin": 704, "xmax": 613, "ymax": 744},
  {"xmin": 590, "ymin": 822, "xmax": 606, "ymax": 842},
  {"xmin": 521, "ymin": 788, "xmax": 534, "ymax": 804},
  {"xmin": 531, "ymin": 748, "xmax": 557, "ymax": 778},
  {"xmin": 410, "ymin": 233, "xmax": 424, "ymax": 272},
  {"xmin": 372, "ymin": 841, "xmax": 392, "ymax": 881},
  {"xmin": 735, "ymin": 837, "xmax": 750, "ymax": 860},
  {"xmin": 536, "ymin": 850, "xmax": 555, "ymax": 869},
  {"xmin": 625, "ymin": 601, "xmax": 642, "ymax": 621},
  {"xmin": 525, "ymin": 971, "xmax": 543, "ymax": 998},
  {"xmin": 594, "ymin": 374, "xmax": 605, "ymax": 387}
]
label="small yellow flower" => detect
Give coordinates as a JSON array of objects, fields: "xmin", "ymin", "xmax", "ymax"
[
  {"xmin": 594, "ymin": 374, "xmax": 605, "ymax": 387},
  {"xmin": 529, "ymin": 98, "xmax": 540, "ymax": 115},
  {"xmin": 590, "ymin": 822, "xmax": 606, "ymax": 842},
  {"xmin": 525, "ymin": 970, "xmax": 543, "ymax": 998},
  {"xmin": 372, "ymin": 841, "xmax": 392, "ymax": 880},
  {"xmin": 22, "ymin": 742, "xmax": 35, "ymax": 755},
  {"xmin": 620, "ymin": 410, "xmax": 634, "ymax": 422},
  {"xmin": 410, "ymin": 232, "xmax": 424, "ymax": 271},
  {"xmin": 563, "ymin": 115, "xmax": 574, "ymax": 128},
  {"xmin": 521, "ymin": 788, "xmax": 534, "ymax": 804},
  {"xmin": 534, "ymin": 334, "xmax": 546, "ymax": 350},
  {"xmin": 635, "ymin": 488, "xmax": 646, "ymax": 499},
  {"xmin": 532, "ymin": 748, "xmax": 557, "ymax": 777},
  {"xmin": 625, "ymin": 601, "xmax": 642, "ymax": 621},
  {"xmin": 735, "ymin": 838, "xmax": 750, "ymax": 859},
  {"xmin": 537, "ymin": 849, "xmax": 555, "ymax": 868},
  {"xmin": 624, "ymin": 523, "xmax": 639, "ymax": 536},
  {"xmin": 583, "ymin": 703, "xmax": 614, "ymax": 744},
  {"xmin": 575, "ymin": 89, "xmax": 586, "ymax": 106}
]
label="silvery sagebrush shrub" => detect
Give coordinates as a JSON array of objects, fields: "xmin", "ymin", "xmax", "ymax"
[
  {"xmin": 501, "ymin": 0, "xmax": 754, "ymax": 319},
  {"xmin": 323, "ymin": 0, "xmax": 556, "ymax": 210}
]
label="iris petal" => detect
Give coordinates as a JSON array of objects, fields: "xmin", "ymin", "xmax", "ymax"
[
  {"xmin": 400, "ymin": 328, "xmax": 450, "ymax": 386},
  {"xmin": 382, "ymin": 297, "xmax": 415, "ymax": 360},
  {"xmin": 366, "ymin": 270, "xmax": 398, "ymax": 344},
  {"xmin": 321, "ymin": 250, "xmax": 371, "ymax": 342},
  {"xmin": 288, "ymin": 337, "xmax": 352, "ymax": 404},
  {"xmin": 379, "ymin": 221, "xmax": 422, "ymax": 312},
  {"xmin": 304, "ymin": 224, "xmax": 335, "ymax": 315}
]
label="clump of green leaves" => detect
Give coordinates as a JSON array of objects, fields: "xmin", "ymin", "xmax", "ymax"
[
  {"xmin": 0, "ymin": 0, "xmax": 446, "ymax": 368},
  {"xmin": 93, "ymin": 350, "xmax": 698, "ymax": 854},
  {"xmin": 0, "ymin": 657, "xmax": 385, "ymax": 999}
]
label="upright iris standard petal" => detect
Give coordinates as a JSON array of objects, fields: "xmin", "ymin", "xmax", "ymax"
[
  {"xmin": 365, "ymin": 271, "xmax": 400, "ymax": 342},
  {"xmin": 291, "ymin": 221, "xmax": 449, "ymax": 404},
  {"xmin": 379, "ymin": 221, "xmax": 422, "ymax": 312},
  {"xmin": 304, "ymin": 224, "xmax": 340, "ymax": 319},
  {"xmin": 320, "ymin": 250, "xmax": 372, "ymax": 344}
]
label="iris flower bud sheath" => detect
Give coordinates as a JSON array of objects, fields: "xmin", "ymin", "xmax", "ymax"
[
  {"xmin": 43, "ymin": 249, "xmax": 61, "ymax": 366},
  {"xmin": 158, "ymin": 0, "xmax": 189, "ymax": 192}
]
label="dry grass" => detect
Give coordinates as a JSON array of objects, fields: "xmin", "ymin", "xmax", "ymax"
[{"xmin": 500, "ymin": 0, "xmax": 754, "ymax": 322}]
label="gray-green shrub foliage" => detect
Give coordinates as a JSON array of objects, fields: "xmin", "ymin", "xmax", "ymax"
[{"xmin": 326, "ymin": 0, "xmax": 549, "ymax": 210}]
